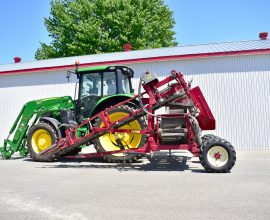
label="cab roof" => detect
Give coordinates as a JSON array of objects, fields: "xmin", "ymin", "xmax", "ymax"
[
  {"xmin": 76, "ymin": 65, "xmax": 109, "ymax": 73},
  {"xmin": 76, "ymin": 65, "xmax": 134, "ymax": 77}
]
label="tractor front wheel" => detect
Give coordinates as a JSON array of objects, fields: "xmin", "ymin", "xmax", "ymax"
[
  {"xmin": 199, "ymin": 137, "xmax": 236, "ymax": 173},
  {"xmin": 27, "ymin": 123, "xmax": 57, "ymax": 162},
  {"xmin": 27, "ymin": 122, "xmax": 82, "ymax": 161},
  {"xmin": 94, "ymin": 105, "xmax": 146, "ymax": 163}
]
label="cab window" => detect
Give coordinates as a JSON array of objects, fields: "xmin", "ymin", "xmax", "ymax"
[
  {"xmin": 80, "ymin": 72, "xmax": 101, "ymax": 98},
  {"xmin": 103, "ymin": 72, "xmax": 116, "ymax": 96}
]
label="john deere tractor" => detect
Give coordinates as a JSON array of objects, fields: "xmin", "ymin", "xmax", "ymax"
[{"xmin": 0, "ymin": 65, "xmax": 145, "ymax": 162}]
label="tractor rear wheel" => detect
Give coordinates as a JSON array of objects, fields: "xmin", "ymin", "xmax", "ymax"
[
  {"xmin": 94, "ymin": 105, "xmax": 146, "ymax": 163},
  {"xmin": 27, "ymin": 123, "xmax": 58, "ymax": 162},
  {"xmin": 199, "ymin": 137, "xmax": 236, "ymax": 173}
]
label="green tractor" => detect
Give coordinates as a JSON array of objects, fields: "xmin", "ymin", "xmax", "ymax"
[{"xmin": 0, "ymin": 65, "xmax": 146, "ymax": 162}]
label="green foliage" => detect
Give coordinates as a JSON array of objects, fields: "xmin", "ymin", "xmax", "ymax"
[{"xmin": 35, "ymin": 0, "xmax": 177, "ymax": 60}]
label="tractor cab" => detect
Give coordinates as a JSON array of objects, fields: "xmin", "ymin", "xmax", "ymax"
[{"xmin": 76, "ymin": 66, "xmax": 134, "ymax": 119}]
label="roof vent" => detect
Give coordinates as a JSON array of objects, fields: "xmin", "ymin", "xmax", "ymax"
[
  {"xmin": 123, "ymin": 44, "xmax": 132, "ymax": 52},
  {"xmin": 14, "ymin": 57, "xmax": 21, "ymax": 63},
  {"xmin": 259, "ymin": 32, "xmax": 268, "ymax": 40}
]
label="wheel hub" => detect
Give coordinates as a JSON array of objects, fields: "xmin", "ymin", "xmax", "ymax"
[
  {"xmin": 114, "ymin": 132, "xmax": 128, "ymax": 141},
  {"xmin": 38, "ymin": 138, "xmax": 46, "ymax": 147},
  {"xmin": 214, "ymin": 152, "xmax": 221, "ymax": 160},
  {"xmin": 207, "ymin": 146, "xmax": 229, "ymax": 167},
  {"xmin": 99, "ymin": 111, "xmax": 142, "ymax": 153},
  {"xmin": 32, "ymin": 129, "xmax": 52, "ymax": 153}
]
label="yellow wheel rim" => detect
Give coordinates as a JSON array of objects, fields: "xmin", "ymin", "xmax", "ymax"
[
  {"xmin": 31, "ymin": 129, "xmax": 53, "ymax": 153},
  {"xmin": 99, "ymin": 112, "xmax": 142, "ymax": 155}
]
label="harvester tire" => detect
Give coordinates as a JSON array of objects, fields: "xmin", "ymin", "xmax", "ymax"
[
  {"xmin": 199, "ymin": 137, "xmax": 236, "ymax": 173},
  {"xmin": 27, "ymin": 123, "xmax": 58, "ymax": 162},
  {"xmin": 201, "ymin": 134, "xmax": 219, "ymax": 144},
  {"xmin": 94, "ymin": 105, "xmax": 146, "ymax": 163}
]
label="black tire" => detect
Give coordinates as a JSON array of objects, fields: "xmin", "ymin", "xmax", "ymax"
[
  {"xmin": 27, "ymin": 122, "xmax": 82, "ymax": 161},
  {"xmin": 27, "ymin": 123, "xmax": 58, "ymax": 162},
  {"xmin": 201, "ymin": 134, "xmax": 219, "ymax": 144},
  {"xmin": 94, "ymin": 105, "xmax": 147, "ymax": 163},
  {"xmin": 199, "ymin": 137, "xmax": 236, "ymax": 173}
]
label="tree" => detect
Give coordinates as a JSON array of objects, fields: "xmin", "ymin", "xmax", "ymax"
[{"xmin": 35, "ymin": 0, "xmax": 177, "ymax": 60}]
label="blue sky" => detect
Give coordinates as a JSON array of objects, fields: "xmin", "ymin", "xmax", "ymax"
[{"xmin": 0, "ymin": 0, "xmax": 269, "ymax": 64}]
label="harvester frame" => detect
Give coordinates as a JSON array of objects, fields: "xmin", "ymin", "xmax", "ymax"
[{"xmin": 36, "ymin": 69, "xmax": 235, "ymax": 172}]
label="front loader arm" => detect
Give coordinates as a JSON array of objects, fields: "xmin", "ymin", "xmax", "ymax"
[{"xmin": 0, "ymin": 96, "xmax": 74, "ymax": 159}]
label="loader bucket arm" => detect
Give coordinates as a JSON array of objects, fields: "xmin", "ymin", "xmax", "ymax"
[{"xmin": 0, "ymin": 96, "xmax": 74, "ymax": 159}]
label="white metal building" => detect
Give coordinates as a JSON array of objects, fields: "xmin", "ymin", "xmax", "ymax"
[{"xmin": 1, "ymin": 37, "xmax": 270, "ymax": 149}]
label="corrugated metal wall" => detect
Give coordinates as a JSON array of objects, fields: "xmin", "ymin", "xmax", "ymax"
[
  {"xmin": 128, "ymin": 54, "xmax": 270, "ymax": 149},
  {"xmin": 0, "ymin": 71, "xmax": 77, "ymax": 144},
  {"xmin": 0, "ymin": 53, "xmax": 269, "ymax": 149}
]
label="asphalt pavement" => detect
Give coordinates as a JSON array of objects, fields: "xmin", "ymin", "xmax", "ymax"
[{"xmin": 0, "ymin": 150, "xmax": 270, "ymax": 220}]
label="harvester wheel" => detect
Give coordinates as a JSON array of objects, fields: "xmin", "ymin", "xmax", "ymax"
[
  {"xmin": 201, "ymin": 134, "xmax": 219, "ymax": 144},
  {"xmin": 27, "ymin": 123, "xmax": 58, "ymax": 161},
  {"xmin": 199, "ymin": 138, "xmax": 236, "ymax": 173},
  {"xmin": 94, "ymin": 105, "xmax": 146, "ymax": 163}
]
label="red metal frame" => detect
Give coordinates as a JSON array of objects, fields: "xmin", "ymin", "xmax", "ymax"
[{"xmin": 39, "ymin": 70, "xmax": 214, "ymax": 158}]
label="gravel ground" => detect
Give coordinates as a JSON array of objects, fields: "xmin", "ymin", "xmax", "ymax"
[{"xmin": 0, "ymin": 150, "xmax": 270, "ymax": 220}]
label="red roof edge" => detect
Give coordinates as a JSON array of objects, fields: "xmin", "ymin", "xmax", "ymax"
[{"xmin": 1, "ymin": 48, "xmax": 270, "ymax": 75}]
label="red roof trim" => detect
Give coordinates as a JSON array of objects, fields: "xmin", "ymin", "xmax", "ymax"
[{"xmin": 1, "ymin": 48, "xmax": 270, "ymax": 75}]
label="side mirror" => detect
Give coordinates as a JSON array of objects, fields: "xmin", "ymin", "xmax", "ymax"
[
  {"xmin": 66, "ymin": 70, "xmax": 76, "ymax": 82},
  {"xmin": 66, "ymin": 71, "xmax": 71, "ymax": 82}
]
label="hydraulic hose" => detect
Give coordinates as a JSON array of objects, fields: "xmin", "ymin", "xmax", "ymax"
[{"xmin": 138, "ymin": 77, "xmax": 160, "ymax": 118}]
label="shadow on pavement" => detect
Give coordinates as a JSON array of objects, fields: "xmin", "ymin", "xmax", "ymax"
[
  {"xmin": 26, "ymin": 156, "xmax": 201, "ymax": 172},
  {"xmin": 1, "ymin": 156, "xmax": 26, "ymax": 160}
]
